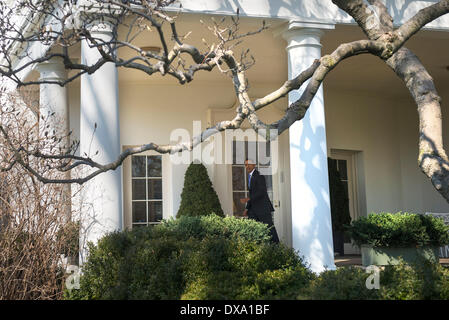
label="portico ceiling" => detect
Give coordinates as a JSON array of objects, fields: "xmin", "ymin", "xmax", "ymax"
[
  {"xmin": 114, "ymin": 13, "xmax": 449, "ymax": 106},
  {"xmin": 322, "ymin": 24, "xmax": 449, "ymax": 101},
  {"xmin": 57, "ymin": 12, "xmax": 449, "ymax": 110}
]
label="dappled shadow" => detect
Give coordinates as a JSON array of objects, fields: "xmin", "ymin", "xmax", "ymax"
[
  {"xmin": 289, "ymin": 90, "xmax": 335, "ymax": 272},
  {"xmin": 419, "ymin": 133, "xmax": 449, "ymax": 168},
  {"xmin": 179, "ymin": 0, "xmax": 442, "ymax": 27}
]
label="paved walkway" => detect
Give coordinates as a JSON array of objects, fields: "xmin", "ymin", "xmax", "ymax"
[{"xmin": 335, "ymin": 255, "xmax": 449, "ymax": 267}]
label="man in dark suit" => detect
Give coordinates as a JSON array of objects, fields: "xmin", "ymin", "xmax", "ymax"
[{"xmin": 241, "ymin": 159, "xmax": 279, "ymax": 243}]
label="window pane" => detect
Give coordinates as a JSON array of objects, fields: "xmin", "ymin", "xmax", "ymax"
[
  {"xmin": 233, "ymin": 192, "xmax": 247, "ymax": 216},
  {"xmin": 258, "ymin": 141, "xmax": 271, "ymax": 166},
  {"xmin": 132, "ymin": 179, "xmax": 146, "ymax": 200},
  {"xmin": 246, "ymin": 141, "xmax": 257, "ymax": 164},
  {"xmin": 148, "ymin": 179, "xmax": 162, "ymax": 199},
  {"xmin": 148, "ymin": 201, "xmax": 163, "ymax": 222},
  {"xmin": 132, "ymin": 202, "xmax": 147, "ymax": 223},
  {"xmin": 233, "ymin": 140, "xmax": 245, "ymax": 165},
  {"xmin": 258, "ymin": 165, "xmax": 272, "ymax": 177},
  {"xmin": 337, "ymin": 160, "xmax": 348, "ymax": 180},
  {"xmin": 132, "ymin": 156, "xmax": 146, "ymax": 177},
  {"xmin": 147, "ymin": 156, "xmax": 162, "ymax": 177},
  {"xmin": 232, "ymin": 166, "xmax": 245, "ymax": 191}
]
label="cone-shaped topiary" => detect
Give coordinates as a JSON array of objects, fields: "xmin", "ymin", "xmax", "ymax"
[{"xmin": 177, "ymin": 163, "xmax": 224, "ymax": 218}]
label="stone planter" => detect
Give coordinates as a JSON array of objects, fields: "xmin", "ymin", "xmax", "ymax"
[{"xmin": 361, "ymin": 245, "xmax": 440, "ymax": 266}]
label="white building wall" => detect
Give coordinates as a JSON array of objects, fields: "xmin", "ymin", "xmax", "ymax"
[
  {"xmin": 326, "ymin": 91, "xmax": 403, "ymax": 214},
  {"xmin": 65, "ymin": 52, "xmax": 449, "ymax": 242},
  {"xmin": 396, "ymin": 90, "xmax": 449, "ymax": 213},
  {"xmin": 325, "ymin": 89, "xmax": 449, "ymax": 215},
  {"xmin": 113, "ymin": 80, "xmax": 288, "ymax": 227},
  {"xmin": 60, "ymin": 6, "xmax": 449, "ymax": 250}
]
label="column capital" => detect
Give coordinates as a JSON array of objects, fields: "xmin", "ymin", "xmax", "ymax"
[
  {"xmin": 35, "ymin": 57, "xmax": 67, "ymax": 82},
  {"xmin": 286, "ymin": 20, "xmax": 335, "ymax": 31},
  {"xmin": 76, "ymin": 0, "xmax": 120, "ymax": 34},
  {"xmin": 277, "ymin": 20, "xmax": 335, "ymax": 50},
  {"xmin": 85, "ymin": 19, "xmax": 116, "ymax": 35}
]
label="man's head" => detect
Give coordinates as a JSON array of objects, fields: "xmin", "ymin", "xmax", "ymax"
[{"xmin": 244, "ymin": 159, "xmax": 256, "ymax": 173}]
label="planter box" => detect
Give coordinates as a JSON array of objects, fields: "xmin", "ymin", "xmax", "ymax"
[{"xmin": 361, "ymin": 245, "xmax": 440, "ymax": 266}]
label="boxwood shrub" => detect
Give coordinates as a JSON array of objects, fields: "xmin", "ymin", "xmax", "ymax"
[
  {"xmin": 156, "ymin": 214, "xmax": 272, "ymax": 243},
  {"xmin": 177, "ymin": 163, "xmax": 224, "ymax": 218},
  {"xmin": 65, "ymin": 215, "xmax": 314, "ymax": 300},
  {"xmin": 346, "ymin": 212, "xmax": 449, "ymax": 248},
  {"xmin": 379, "ymin": 260, "xmax": 449, "ymax": 300},
  {"xmin": 308, "ymin": 260, "xmax": 449, "ymax": 300},
  {"xmin": 307, "ymin": 266, "xmax": 379, "ymax": 300}
]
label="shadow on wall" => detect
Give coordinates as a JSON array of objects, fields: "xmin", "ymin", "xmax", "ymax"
[{"xmin": 212, "ymin": 0, "xmax": 333, "ymax": 20}]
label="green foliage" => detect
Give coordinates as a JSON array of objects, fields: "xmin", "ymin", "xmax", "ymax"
[
  {"xmin": 378, "ymin": 260, "xmax": 449, "ymax": 300},
  {"xmin": 177, "ymin": 163, "xmax": 224, "ymax": 218},
  {"xmin": 65, "ymin": 231, "xmax": 133, "ymax": 300},
  {"xmin": 347, "ymin": 212, "xmax": 449, "ymax": 247},
  {"xmin": 177, "ymin": 238, "xmax": 314, "ymax": 300},
  {"xmin": 65, "ymin": 215, "xmax": 313, "ymax": 300},
  {"xmin": 327, "ymin": 158, "xmax": 351, "ymax": 232},
  {"xmin": 308, "ymin": 266, "xmax": 378, "ymax": 300},
  {"xmin": 64, "ymin": 213, "xmax": 449, "ymax": 301},
  {"xmin": 157, "ymin": 214, "xmax": 272, "ymax": 243},
  {"xmin": 308, "ymin": 261, "xmax": 449, "ymax": 300},
  {"xmin": 182, "ymin": 256, "xmax": 449, "ymax": 300}
]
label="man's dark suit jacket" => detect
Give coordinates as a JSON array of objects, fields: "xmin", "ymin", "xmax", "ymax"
[
  {"xmin": 246, "ymin": 169, "xmax": 274, "ymax": 222},
  {"xmin": 246, "ymin": 170, "xmax": 279, "ymax": 243}
]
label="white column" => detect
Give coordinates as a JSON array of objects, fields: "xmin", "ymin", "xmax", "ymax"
[
  {"xmin": 36, "ymin": 57, "xmax": 70, "ymax": 151},
  {"xmin": 79, "ymin": 20, "xmax": 122, "ymax": 263},
  {"xmin": 36, "ymin": 57, "xmax": 71, "ymax": 221},
  {"xmin": 282, "ymin": 21, "xmax": 336, "ymax": 273}
]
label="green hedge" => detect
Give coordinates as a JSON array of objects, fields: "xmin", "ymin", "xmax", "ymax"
[
  {"xmin": 307, "ymin": 266, "xmax": 379, "ymax": 300},
  {"xmin": 65, "ymin": 215, "xmax": 313, "ymax": 300},
  {"xmin": 180, "ymin": 240, "xmax": 314, "ymax": 300},
  {"xmin": 308, "ymin": 260, "xmax": 449, "ymax": 300},
  {"xmin": 64, "ymin": 214, "xmax": 449, "ymax": 300},
  {"xmin": 347, "ymin": 212, "xmax": 449, "ymax": 247},
  {"xmin": 156, "ymin": 214, "xmax": 272, "ymax": 243}
]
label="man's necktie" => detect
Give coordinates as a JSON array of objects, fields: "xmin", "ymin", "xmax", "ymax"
[{"xmin": 248, "ymin": 173, "xmax": 251, "ymax": 189}]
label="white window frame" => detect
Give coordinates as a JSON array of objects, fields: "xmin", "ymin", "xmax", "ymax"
[
  {"xmin": 123, "ymin": 148, "xmax": 167, "ymax": 229},
  {"xmin": 231, "ymin": 140, "xmax": 273, "ymax": 216}
]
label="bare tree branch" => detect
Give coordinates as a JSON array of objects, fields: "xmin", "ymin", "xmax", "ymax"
[
  {"xmin": 332, "ymin": 0, "xmax": 449, "ymax": 201},
  {"xmin": 1, "ymin": 0, "xmax": 449, "ymax": 204}
]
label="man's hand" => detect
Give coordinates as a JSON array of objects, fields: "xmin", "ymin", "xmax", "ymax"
[
  {"xmin": 240, "ymin": 197, "xmax": 249, "ymax": 204},
  {"xmin": 242, "ymin": 209, "xmax": 248, "ymax": 217}
]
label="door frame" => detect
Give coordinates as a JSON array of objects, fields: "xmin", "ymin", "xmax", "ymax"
[{"xmin": 330, "ymin": 149, "xmax": 361, "ymax": 255}]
